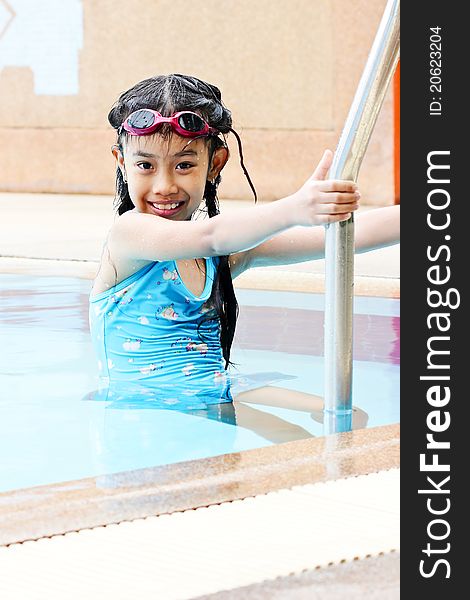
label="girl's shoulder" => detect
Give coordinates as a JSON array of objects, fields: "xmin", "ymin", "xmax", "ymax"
[
  {"xmin": 90, "ymin": 242, "xmax": 220, "ymax": 299},
  {"xmin": 90, "ymin": 242, "xmax": 154, "ymax": 298}
]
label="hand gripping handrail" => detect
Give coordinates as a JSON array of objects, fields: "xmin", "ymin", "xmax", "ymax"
[{"xmin": 323, "ymin": 0, "xmax": 400, "ymax": 433}]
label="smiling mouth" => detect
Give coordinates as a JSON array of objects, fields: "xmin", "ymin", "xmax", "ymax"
[
  {"xmin": 146, "ymin": 200, "xmax": 186, "ymax": 217},
  {"xmin": 148, "ymin": 201, "xmax": 184, "ymax": 210}
]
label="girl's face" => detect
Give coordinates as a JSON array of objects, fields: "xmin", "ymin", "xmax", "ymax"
[{"xmin": 114, "ymin": 134, "xmax": 227, "ymax": 221}]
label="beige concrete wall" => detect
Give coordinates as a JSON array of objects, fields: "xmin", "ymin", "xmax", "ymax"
[{"xmin": 0, "ymin": 0, "xmax": 393, "ymax": 205}]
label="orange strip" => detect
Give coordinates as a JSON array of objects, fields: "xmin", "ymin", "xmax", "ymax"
[{"xmin": 393, "ymin": 60, "xmax": 400, "ymax": 204}]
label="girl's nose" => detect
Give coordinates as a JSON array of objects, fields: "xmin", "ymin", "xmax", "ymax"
[{"xmin": 152, "ymin": 170, "xmax": 178, "ymax": 196}]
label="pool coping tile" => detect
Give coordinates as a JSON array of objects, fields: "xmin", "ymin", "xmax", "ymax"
[
  {"xmin": 0, "ymin": 256, "xmax": 399, "ymax": 297},
  {"xmin": 0, "ymin": 423, "xmax": 399, "ymax": 547}
]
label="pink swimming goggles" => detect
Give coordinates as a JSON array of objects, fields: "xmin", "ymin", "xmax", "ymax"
[{"xmin": 119, "ymin": 109, "xmax": 218, "ymax": 137}]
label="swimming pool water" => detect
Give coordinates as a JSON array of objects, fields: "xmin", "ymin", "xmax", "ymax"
[{"xmin": 0, "ymin": 274, "xmax": 399, "ymax": 493}]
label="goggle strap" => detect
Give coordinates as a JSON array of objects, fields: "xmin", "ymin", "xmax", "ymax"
[{"xmin": 228, "ymin": 127, "xmax": 257, "ymax": 203}]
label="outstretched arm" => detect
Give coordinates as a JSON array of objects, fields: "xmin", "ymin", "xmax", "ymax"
[
  {"xmin": 232, "ymin": 203, "xmax": 399, "ymax": 272},
  {"xmin": 230, "ymin": 150, "xmax": 399, "ymax": 275},
  {"xmin": 355, "ymin": 203, "xmax": 400, "ymax": 253}
]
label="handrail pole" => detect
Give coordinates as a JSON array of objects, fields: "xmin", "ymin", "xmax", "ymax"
[{"xmin": 323, "ymin": 0, "xmax": 400, "ymax": 430}]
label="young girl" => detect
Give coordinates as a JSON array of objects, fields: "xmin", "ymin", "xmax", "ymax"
[{"xmin": 89, "ymin": 73, "xmax": 399, "ymax": 422}]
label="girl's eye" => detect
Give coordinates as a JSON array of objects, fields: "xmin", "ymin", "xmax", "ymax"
[
  {"xmin": 137, "ymin": 162, "xmax": 153, "ymax": 170},
  {"xmin": 176, "ymin": 162, "xmax": 195, "ymax": 171}
]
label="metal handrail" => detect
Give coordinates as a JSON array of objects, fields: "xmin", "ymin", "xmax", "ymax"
[{"xmin": 323, "ymin": 0, "xmax": 400, "ymax": 433}]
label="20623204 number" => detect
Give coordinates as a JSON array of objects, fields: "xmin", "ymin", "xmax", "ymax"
[{"xmin": 429, "ymin": 27, "xmax": 442, "ymax": 116}]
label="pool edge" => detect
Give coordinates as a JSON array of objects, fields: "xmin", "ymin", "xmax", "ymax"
[
  {"xmin": 0, "ymin": 423, "xmax": 399, "ymax": 547},
  {"xmin": 0, "ymin": 256, "xmax": 400, "ymax": 297}
]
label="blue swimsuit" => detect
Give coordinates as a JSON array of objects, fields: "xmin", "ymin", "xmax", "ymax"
[{"xmin": 89, "ymin": 256, "xmax": 233, "ymax": 408}]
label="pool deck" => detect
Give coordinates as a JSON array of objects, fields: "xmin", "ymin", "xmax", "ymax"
[{"xmin": 0, "ymin": 192, "xmax": 400, "ymax": 599}]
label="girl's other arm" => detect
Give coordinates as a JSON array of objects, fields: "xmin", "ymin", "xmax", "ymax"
[
  {"xmin": 231, "ymin": 149, "xmax": 398, "ymax": 274},
  {"xmin": 237, "ymin": 204, "xmax": 399, "ymax": 271},
  {"xmin": 354, "ymin": 204, "xmax": 400, "ymax": 253}
]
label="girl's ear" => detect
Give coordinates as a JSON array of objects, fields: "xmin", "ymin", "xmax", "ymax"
[
  {"xmin": 208, "ymin": 146, "xmax": 229, "ymax": 181},
  {"xmin": 111, "ymin": 144, "xmax": 127, "ymax": 181}
]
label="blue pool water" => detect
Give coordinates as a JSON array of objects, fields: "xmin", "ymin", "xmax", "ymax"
[{"xmin": 0, "ymin": 274, "xmax": 399, "ymax": 493}]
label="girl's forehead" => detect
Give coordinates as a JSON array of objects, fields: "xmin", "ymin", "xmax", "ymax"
[{"xmin": 124, "ymin": 134, "xmax": 209, "ymax": 158}]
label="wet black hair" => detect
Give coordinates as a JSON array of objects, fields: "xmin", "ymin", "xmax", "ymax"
[{"xmin": 107, "ymin": 74, "xmax": 257, "ymax": 369}]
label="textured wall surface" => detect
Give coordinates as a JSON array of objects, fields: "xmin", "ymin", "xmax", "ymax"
[{"xmin": 0, "ymin": 0, "xmax": 393, "ymax": 204}]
